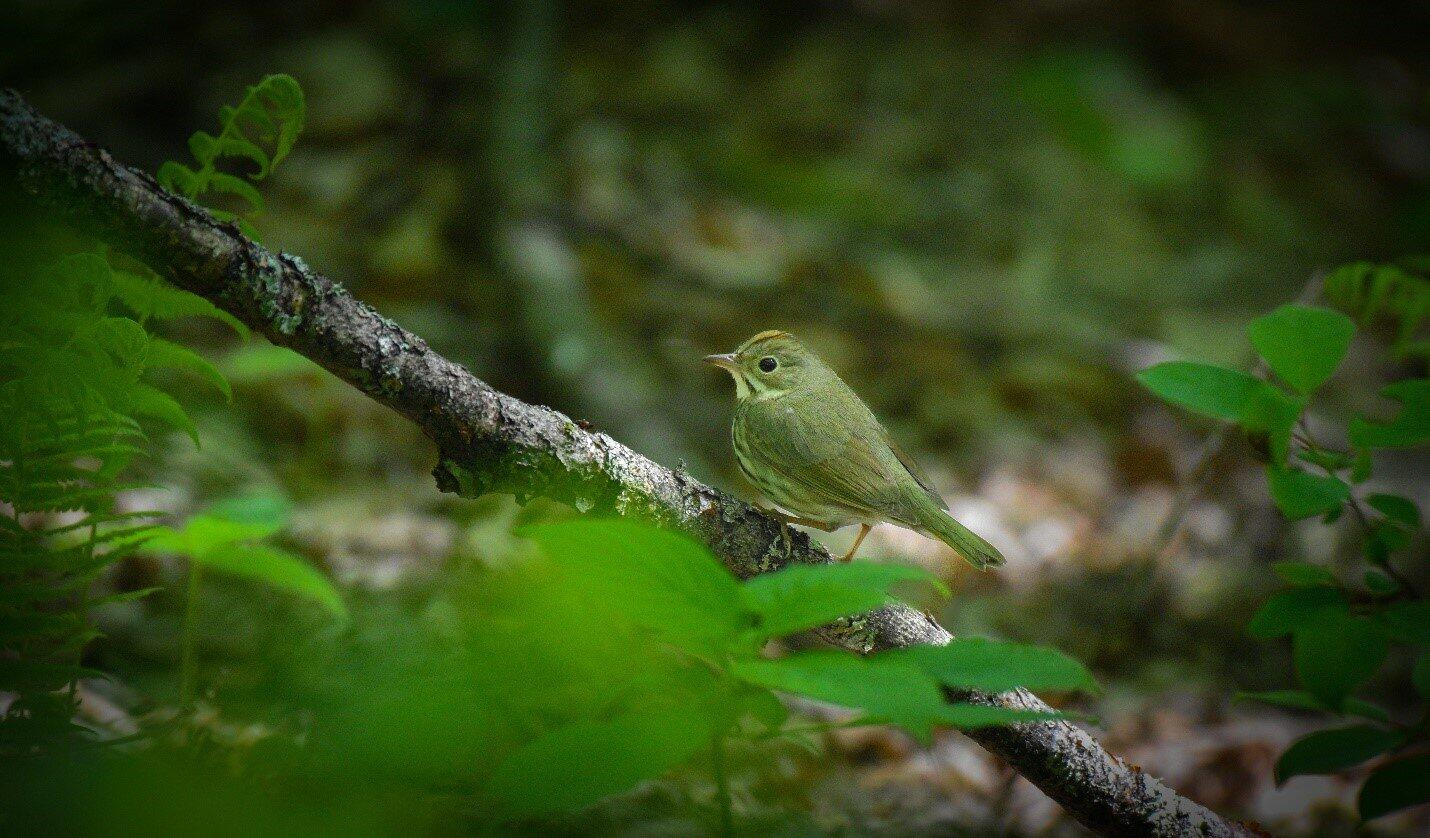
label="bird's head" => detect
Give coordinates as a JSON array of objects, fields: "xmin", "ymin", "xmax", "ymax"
[{"xmin": 705, "ymin": 330, "xmax": 828, "ymax": 401}]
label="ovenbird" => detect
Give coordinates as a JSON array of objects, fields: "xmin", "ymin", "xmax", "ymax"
[{"xmin": 706, "ymin": 330, "xmax": 1004, "ymax": 568}]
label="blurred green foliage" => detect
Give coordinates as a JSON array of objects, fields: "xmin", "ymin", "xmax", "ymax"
[
  {"xmin": 1139, "ymin": 268, "xmax": 1428, "ymax": 821},
  {"xmin": 2, "ymin": 1, "xmax": 1428, "ymax": 833}
]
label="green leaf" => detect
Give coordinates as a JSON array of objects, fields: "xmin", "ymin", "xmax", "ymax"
[
  {"xmin": 156, "ymin": 161, "xmax": 198, "ymax": 195},
  {"xmin": 193, "ymin": 543, "xmax": 345, "ymax": 619},
  {"xmin": 204, "ymin": 490, "xmax": 293, "ymax": 529},
  {"xmin": 110, "ymin": 269, "xmax": 248, "ymax": 337},
  {"xmin": 523, "ymin": 519, "xmax": 745, "ymax": 654},
  {"xmin": 124, "ymin": 382, "xmax": 199, "ymax": 446},
  {"xmin": 1350, "ymin": 379, "xmax": 1430, "ymax": 449},
  {"xmin": 1275, "ymin": 725, "xmax": 1402, "ymax": 783},
  {"xmin": 731, "ymin": 651, "xmax": 949, "ymax": 743},
  {"xmin": 1344, "ymin": 699, "xmax": 1393, "ymax": 724},
  {"xmin": 1247, "ymin": 305, "xmax": 1355, "ymax": 394},
  {"xmin": 1247, "ymin": 586, "xmax": 1347, "ymax": 639},
  {"xmin": 1379, "ymin": 601, "xmax": 1430, "ymax": 644},
  {"xmin": 145, "ymin": 338, "xmax": 231, "ymax": 401},
  {"xmin": 1266, "ymin": 466, "xmax": 1349, "ymax": 520},
  {"xmin": 1363, "ymin": 569, "xmax": 1401, "ymax": 596},
  {"xmin": 1272, "ymin": 561, "xmax": 1337, "ymax": 587},
  {"xmin": 736, "ymin": 685, "xmax": 789, "ymax": 734},
  {"xmin": 221, "ymin": 344, "xmax": 320, "ymax": 383},
  {"xmin": 739, "ymin": 562, "xmax": 942, "ymax": 641},
  {"xmin": 145, "ymin": 511, "xmax": 285, "ymax": 559},
  {"xmin": 1234, "ymin": 689, "xmax": 1330, "ymax": 712},
  {"xmin": 483, "ymin": 707, "xmax": 711, "ymax": 820},
  {"xmin": 1136, "ymin": 362, "xmax": 1269, "ymax": 422},
  {"xmin": 1236, "ymin": 690, "xmax": 1391, "ymax": 721},
  {"xmin": 1359, "ymin": 754, "xmax": 1430, "ymax": 821},
  {"xmin": 84, "ymin": 316, "xmax": 150, "ymax": 371},
  {"xmin": 1240, "ymin": 385, "xmax": 1303, "ymax": 466},
  {"xmin": 1350, "ymin": 450, "xmax": 1373, "ymax": 483},
  {"xmin": 1367, "ymin": 494, "xmax": 1420, "ymax": 531},
  {"xmin": 208, "ymin": 172, "xmax": 264, "ymax": 213},
  {"xmin": 1293, "ymin": 611, "xmax": 1388, "ymax": 707},
  {"xmin": 891, "ymin": 638, "xmax": 1100, "ymax": 694}
]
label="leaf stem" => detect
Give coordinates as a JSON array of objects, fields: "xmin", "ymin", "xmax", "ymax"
[
  {"xmin": 711, "ymin": 729, "xmax": 733, "ymax": 838},
  {"xmin": 179, "ymin": 561, "xmax": 203, "ymax": 711}
]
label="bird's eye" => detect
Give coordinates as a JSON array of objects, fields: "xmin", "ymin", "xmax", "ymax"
[{"xmin": 758, "ymin": 356, "xmax": 778, "ymax": 373}]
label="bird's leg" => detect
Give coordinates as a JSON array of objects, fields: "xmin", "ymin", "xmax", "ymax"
[{"xmin": 839, "ymin": 524, "xmax": 872, "ymax": 563}]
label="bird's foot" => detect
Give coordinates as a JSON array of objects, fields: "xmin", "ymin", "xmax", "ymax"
[{"xmin": 839, "ymin": 524, "xmax": 872, "ymax": 562}]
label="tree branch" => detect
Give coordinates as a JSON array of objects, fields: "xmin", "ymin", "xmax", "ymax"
[{"xmin": 1, "ymin": 88, "xmax": 1257, "ymax": 838}]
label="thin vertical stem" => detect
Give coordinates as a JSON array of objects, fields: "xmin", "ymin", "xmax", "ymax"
[
  {"xmin": 711, "ymin": 730, "xmax": 733, "ymax": 838},
  {"xmin": 179, "ymin": 562, "xmax": 203, "ymax": 711}
]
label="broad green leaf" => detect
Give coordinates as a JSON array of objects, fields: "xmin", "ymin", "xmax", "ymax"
[
  {"xmin": 1367, "ymin": 494, "xmax": 1420, "ymax": 531},
  {"xmin": 204, "ymin": 490, "xmax": 293, "ymax": 529},
  {"xmin": 1136, "ymin": 362, "xmax": 1268, "ymax": 422},
  {"xmin": 1414, "ymin": 651, "xmax": 1430, "ymax": 698},
  {"xmin": 190, "ymin": 513, "xmax": 284, "ymax": 546},
  {"xmin": 1359, "ymin": 753, "xmax": 1430, "ymax": 821},
  {"xmin": 483, "ymin": 707, "xmax": 711, "ymax": 820},
  {"xmin": 523, "ymin": 519, "xmax": 745, "ymax": 653},
  {"xmin": 1275, "ymin": 725, "xmax": 1402, "ymax": 783},
  {"xmin": 221, "ymin": 344, "xmax": 321, "ymax": 383},
  {"xmin": 1272, "ymin": 561, "xmax": 1336, "ymax": 587},
  {"xmin": 1248, "ymin": 305, "xmax": 1355, "ymax": 394},
  {"xmin": 731, "ymin": 651, "xmax": 949, "ymax": 743},
  {"xmin": 148, "ymin": 513, "xmax": 283, "ymax": 552},
  {"xmin": 1266, "ymin": 466, "xmax": 1349, "ymax": 520},
  {"xmin": 145, "ymin": 338, "xmax": 232, "ymax": 401},
  {"xmin": 739, "ymin": 561, "xmax": 942, "ymax": 641},
  {"xmin": 891, "ymin": 638, "xmax": 1099, "ymax": 694},
  {"xmin": 1379, "ymin": 601, "xmax": 1430, "ymax": 644},
  {"xmin": 736, "ymin": 685, "xmax": 788, "ymax": 734},
  {"xmin": 1349, "ymin": 379, "xmax": 1430, "ymax": 449},
  {"xmin": 1247, "ymin": 586, "xmax": 1347, "ymax": 639},
  {"xmin": 194, "ymin": 543, "xmax": 345, "ymax": 619},
  {"xmin": 1293, "ymin": 611, "xmax": 1388, "ymax": 707}
]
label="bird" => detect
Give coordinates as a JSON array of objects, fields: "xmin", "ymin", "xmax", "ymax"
[{"xmin": 705, "ymin": 330, "xmax": 1004, "ymax": 568}]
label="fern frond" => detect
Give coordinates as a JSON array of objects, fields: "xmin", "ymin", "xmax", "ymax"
[
  {"xmin": 110, "ymin": 268, "xmax": 248, "ymax": 338},
  {"xmin": 157, "ymin": 74, "xmax": 305, "ymax": 214},
  {"xmin": 145, "ymin": 338, "xmax": 233, "ymax": 401}
]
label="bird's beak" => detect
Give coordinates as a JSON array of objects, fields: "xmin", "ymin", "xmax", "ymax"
[{"xmin": 703, "ymin": 353, "xmax": 738, "ymax": 372}]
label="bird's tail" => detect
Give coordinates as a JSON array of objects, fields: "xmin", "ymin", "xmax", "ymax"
[{"xmin": 917, "ymin": 504, "xmax": 1005, "ymax": 569}]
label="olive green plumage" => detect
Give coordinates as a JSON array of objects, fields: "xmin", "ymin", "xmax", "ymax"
[{"xmin": 705, "ymin": 331, "xmax": 1004, "ymax": 569}]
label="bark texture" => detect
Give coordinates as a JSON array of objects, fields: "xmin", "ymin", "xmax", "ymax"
[{"xmin": 1, "ymin": 88, "xmax": 1259, "ymax": 838}]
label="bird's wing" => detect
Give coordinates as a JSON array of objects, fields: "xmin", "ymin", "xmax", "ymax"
[
  {"xmin": 882, "ymin": 431, "xmax": 949, "ymax": 511},
  {"xmin": 740, "ymin": 395, "xmax": 920, "ymax": 521}
]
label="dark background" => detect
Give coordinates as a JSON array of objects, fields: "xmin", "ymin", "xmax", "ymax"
[{"xmin": 4, "ymin": 1, "xmax": 1428, "ymax": 834}]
